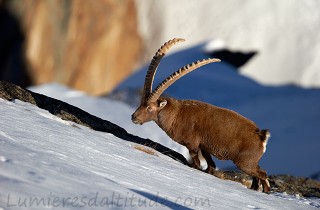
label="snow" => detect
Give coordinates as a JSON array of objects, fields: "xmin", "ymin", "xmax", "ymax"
[
  {"xmin": 135, "ymin": 0, "xmax": 320, "ymax": 88},
  {"xmin": 0, "ymin": 98, "xmax": 319, "ymax": 209}
]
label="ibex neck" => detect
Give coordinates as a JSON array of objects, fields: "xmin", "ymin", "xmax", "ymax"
[{"xmin": 156, "ymin": 98, "xmax": 179, "ymax": 134}]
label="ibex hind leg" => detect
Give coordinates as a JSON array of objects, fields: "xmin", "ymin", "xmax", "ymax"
[
  {"xmin": 252, "ymin": 165, "xmax": 270, "ymax": 193},
  {"xmin": 251, "ymin": 177, "xmax": 261, "ymax": 191},
  {"xmin": 236, "ymin": 162, "xmax": 270, "ymax": 193},
  {"xmin": 260, "ymin": 177, "xmax": 271, "ymax": 193}
]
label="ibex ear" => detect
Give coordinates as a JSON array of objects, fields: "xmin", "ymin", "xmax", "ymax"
[{"xmin": 159, "ymin": 100, "xmax": 167, "ymax": 109}]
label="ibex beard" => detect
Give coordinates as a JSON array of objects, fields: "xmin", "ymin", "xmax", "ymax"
[{"xmin": 132, "ymin": 38, "xmax": 271, "ymax": 193}]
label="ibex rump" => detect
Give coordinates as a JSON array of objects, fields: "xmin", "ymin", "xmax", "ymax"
[{"xmin": 131, "ymin": 38, "xmax": 271, "ymax": 193}]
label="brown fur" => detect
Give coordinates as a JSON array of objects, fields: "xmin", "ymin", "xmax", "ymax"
[{"xmin": 132, "ymin": 97, "xmax": 271, "ymax": 193}]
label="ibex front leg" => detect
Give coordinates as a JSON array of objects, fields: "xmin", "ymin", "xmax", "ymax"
[
  {"xmin": 189, "ymin": 148, "xmax": 201, "ymax": 169},
  {"xmin": 189, "ymin": 149, "xmax": 217, "ymax": 175},
  {"xmin": 201, "ymin": 149, "xmax": 216, "ymax": 174},
  {"xmin": 186, "ymin": 141, "xmax": 202, "ymax": 170}
]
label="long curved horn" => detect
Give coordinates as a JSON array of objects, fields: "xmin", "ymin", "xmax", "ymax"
[
  {"xmin": 147, "ymin": 58, "xmax": 221, "ymax": 102},
  {"xmin": 141, "ymin": 38, "xmax": 185, "ymax": 103}
]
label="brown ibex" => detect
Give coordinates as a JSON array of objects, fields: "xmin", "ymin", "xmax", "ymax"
[{"xmin": 131, "ymin": 38, "xmax": 271, "ymax": 193}]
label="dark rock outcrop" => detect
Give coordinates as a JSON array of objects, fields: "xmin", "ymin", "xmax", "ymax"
[
  {"xmin": 206, "ymin": 49, "xmax": 257, "ymax": 69},
  {"xmin": 0, "ymin": 80, "xmax": 319, "ymax": 198}
]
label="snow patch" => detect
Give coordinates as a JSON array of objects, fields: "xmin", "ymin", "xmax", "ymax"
[
  {"xmin": 135, "ymin": 0, "xmax": 320, "ymax": 88},
  {"xmin": 198, "ymin": 150, "xmax": 208, "ymax": 171},
  {"xmin": 0, "ymin": 156, "xmax": 7, "ymax": 162},
  {"xmin": 203, "ymin": 39, "xmax": 226, "ymax": 52}
]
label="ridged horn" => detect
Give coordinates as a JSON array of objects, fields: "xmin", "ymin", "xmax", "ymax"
[
  {"xmin": 141, "ymin": 38, "xmax": 185, "ymax": 103},
  {"xmin": 147, "ymin": 58, "xmax": 221, "ymax": 102}
]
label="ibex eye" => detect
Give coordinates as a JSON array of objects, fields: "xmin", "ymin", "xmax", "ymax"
[{"xmin": 146, "ymin": 106, "xmax": 152, "ymax": 112}]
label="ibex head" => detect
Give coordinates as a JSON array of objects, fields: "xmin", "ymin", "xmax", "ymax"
[
  {"xmin": 131, "ymin": 38, "xmax": 220, "ymax": 125},
  {"xmin": 131, "ymin": 99, "xmax": 168, "ymax": 125}
]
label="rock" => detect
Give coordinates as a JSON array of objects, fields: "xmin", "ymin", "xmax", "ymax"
[
  {"xmin": 2, "ymin": 0, "xmax": 142, "ymax": 95},
  {"xmin": 269, "ymin": 174, "xmax": 320, "ymax": 198},
  {"xmin": 206, "ymin": 170, "xmax": 320, "ymax": 198},
  {"xmin": 1, "ymin": 80, "xmax": 319, "ymax": 198}
]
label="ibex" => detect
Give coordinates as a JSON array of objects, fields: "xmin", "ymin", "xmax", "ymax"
[{"xmin": 131, "ymin": 38, "xmax": 271, "ymax": 193}]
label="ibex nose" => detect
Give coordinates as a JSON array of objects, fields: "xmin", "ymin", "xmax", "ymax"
[
  {"xmin": 131, "ymin": 113, "xmax": 138, "ymax": 123},
  {"xmin": 131, "ymin": 113, "xmax": 142, "ymax": 124}
]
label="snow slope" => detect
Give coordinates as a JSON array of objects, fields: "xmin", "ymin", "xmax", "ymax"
[
  {"xmin": 115, "ymin": 43, "xmax": 320, "ymax": 178},
  {"xmin": 135, "ymin": 0, "xmax": 320, "ymax": 88},
  {"xmin": 28, "ymin": 83, "xmax": 185, "ymax": 162},
  {"xmin": 0, "ymin": 98, "xmax": 319, "ymax": 209}
]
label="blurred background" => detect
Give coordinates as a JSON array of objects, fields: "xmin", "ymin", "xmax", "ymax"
[
  {"xmin": 1, "ymin": 0, "xmax": 320, "ymax": 94},
  {"xmin": 0, "ymin": 0, "xmax": 141, "ymax": 95},
  {"xmin": 1, "ymin": 0, "xmax": 320, "ymax": 178}
]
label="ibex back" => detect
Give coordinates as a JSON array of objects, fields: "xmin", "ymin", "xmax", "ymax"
[{"xmin": 131, "ymin": 38, "xmax": 271, "ymax": 193}]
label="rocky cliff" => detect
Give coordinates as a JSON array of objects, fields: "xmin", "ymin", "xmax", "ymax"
[{"xmin": 1, "ymin": 0, "xmax": 142, "ymax": 95}]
